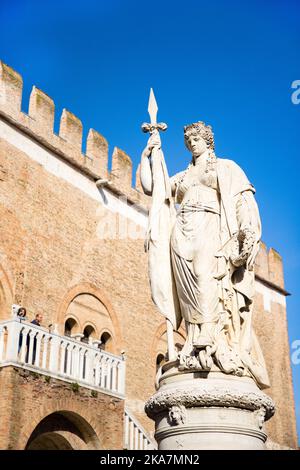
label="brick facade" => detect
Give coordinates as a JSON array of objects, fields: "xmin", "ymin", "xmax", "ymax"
[{"xmin": 0, "ymin": 366, "xmax": 123, "ymax": 449}]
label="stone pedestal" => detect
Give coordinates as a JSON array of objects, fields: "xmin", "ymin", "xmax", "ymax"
[{"xmin": 145, "ymin": 364, "xmax": 275, "ymax": 450}]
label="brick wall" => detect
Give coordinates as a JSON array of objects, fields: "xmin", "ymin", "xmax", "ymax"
[{"xmin": 0, "ymin": 366, "xmax": 124, "ymax": 449}]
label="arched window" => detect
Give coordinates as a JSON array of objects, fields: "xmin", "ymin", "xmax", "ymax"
[
  {"xmin": 154, "ymin": 327, "xmax": 186, "ymax": 369},
  {"xmin": 175, "ymin": 342, "xmax": 183, "ymax": 353},
  {"xmin": 156, "ymin": 353, "xmax": 165, "ymax": 372},
  {"xmin": 100, "ymin": 331, "xmax": 112, "ymax": 352},
  {"xmin": 64, "ymin": 318, "xmax": 78, "ymax": 337},
  {"xmin": 81, "ymin": 324, "xmax": 95, "ymax": 344},
  {"xmin": 63, "ymin": 293, "xmax": 117, "ymax": 353}
]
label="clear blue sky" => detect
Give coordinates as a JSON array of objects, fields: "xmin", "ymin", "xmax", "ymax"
[{"xmin": 1, "ymin": 0, "xmax": 299, "ymax": 443}]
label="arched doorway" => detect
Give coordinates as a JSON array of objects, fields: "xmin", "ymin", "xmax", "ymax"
[
  {"xmin": 25, "ymin": 411, "xmax": 101, "ymax": 450},
  {"xmin": 26, "ymin": 432, "xmax": 73, "ymax": 450}
]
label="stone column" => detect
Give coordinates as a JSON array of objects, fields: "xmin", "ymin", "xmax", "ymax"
[{"xmin": 145, "ymin": 363, "xmax": 275, "ymax": 450}]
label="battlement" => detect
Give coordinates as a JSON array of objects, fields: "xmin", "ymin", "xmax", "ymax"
[
  {"xmin": 254, "ymin": 242, "xmax": 286, "ymax": 292},
  {"xmin": 0, "ymin": 60, "xmax": 149, "ymax": 210}
]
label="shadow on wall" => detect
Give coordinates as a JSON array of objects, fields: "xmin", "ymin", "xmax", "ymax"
[{"xmin": 25, "ymin": 411, "xmax": 101, "ymax": 450}]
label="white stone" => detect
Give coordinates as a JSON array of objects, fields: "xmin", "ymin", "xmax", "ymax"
[
  {"xmin": 141, "ymin": 115, "xmax": 275, "ymax": 450},
  {"xmin": 145, "ymin": 367, "xmax": 275, "ymax": 450},
  {"xmin": 140, "ymin": 119, "xmax": 269, "ymax": 388}
]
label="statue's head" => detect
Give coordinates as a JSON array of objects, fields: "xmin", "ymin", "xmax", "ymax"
[{"xmin": 184, "ymin": 121, "xmax": 215, "ymax": 157}]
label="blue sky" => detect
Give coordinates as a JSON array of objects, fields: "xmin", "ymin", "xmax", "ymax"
[{"xmin": 0, "ymin": 0, "xmax": 299, "ymax": 442}]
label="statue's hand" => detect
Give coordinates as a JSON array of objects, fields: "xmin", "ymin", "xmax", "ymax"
[
  {"xmin": 230, "ymin": 228, "xmax": 255, "ymax": 267},
  {"xmin": 147, "ymin": 132, "xmax": 161, "ymax": 150},
  {"xmin": 141, "ymin": 132, "xmax": 161, "ymax": 159},
  {"xmin": 141, "ymin": 146, "xmax": 151, "ymax": 159}
]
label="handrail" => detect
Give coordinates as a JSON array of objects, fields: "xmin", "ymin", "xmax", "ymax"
[
  {"xmin": 124, "ymin": 408, "xmax": 157, "ymax": 450},
  {"xmin": 0, "ymin": 318, "xmax": 126, "ymax": 398}
]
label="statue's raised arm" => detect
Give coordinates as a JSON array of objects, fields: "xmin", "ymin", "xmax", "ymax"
[{"xmin": 140, "ymin": 90, "xmax": 181, "ymax": 362}]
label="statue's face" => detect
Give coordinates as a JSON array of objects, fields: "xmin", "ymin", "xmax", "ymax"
[
  {"xmin": 186, "ymin": 133, "xmax": 207, "ymax": 157},
  {"xmin": 170, "ymin": 407, "xmax": 179, "ymax": 418}
]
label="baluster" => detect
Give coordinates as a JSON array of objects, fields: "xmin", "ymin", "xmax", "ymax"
[
  {"xmin": 106, "ymin": 358, "xmax": 112, "ymax": 390},
  {"xmin": 20, "ymin": 326, "xmax": 28, "ymax": 363},
  {"xmin": 49, "ymin": 334, "xmax": 60, "ymax": 373},
  {"xmin": 100, "ymin": 355, "xmax": 106, "ymax": 388},
  {"xmin": 84, "ymin": 350, "xmax": 94, "ymax": 384},
  {"xmin": 111, "ymin": 360, "xmax": 117, "ymax": 391},
  {"xmin": 135, "ymin": 426, "xmax": 139, "ymax": 450},
  {"xmin": 34, "ymin": 332, "xmax": 42, "ymax": 367},
  {"xmin": 139, "ymin": 431, "xmax": 144, "ymax": 450},
  {"xmin": 27, "ymin": 331, "xmax": 35, "ymax": 364},
  {"xmin": 71, "ymin": 345, "xmax": 76, "ymax": 377},
  {"xmin": 92, "ymin": 352, "xmax": 97, "ymax": 385},
  {"xmin": 59, "ymin": 342, "xmax": 67, "ymax": 374},
  {"xmin": 129, "ymin": 419, "xmax": 134, "ymax": 450},
  {"xmin": 117, "ymin": 360, "xmax": 126, "ymax": 395},
  {"xmin": 42, "ymin": 336, "xmax": 49, "ymax": 369},
  {"xmin": 143, "ymin": 437, "xmax": 148, "ymax": 450},
  {"xmin": 84, "ymin": 348, "xmax": 90, "ymax": 383},
  {"xmin": 94, "ymin": 354, "xmax": 101, "ymax": 386},
  {"xmin": 90, "ymin": 352, "xmax": 97, "ymax": 386},
  {"xmin": 82, "ymin": 350, "xmax": 87, "ymax": 381},
  {"xmin": 69, "ymin": 343, "xmax": 74, "ymax": 377},
  {"xmin": 72, "ymin": 345, "xmax": 79, "ymax": 379},
  {"xmin": 124, "ymin": 413, "xmax": 129, "ymax": 449},
  {"xmin": 66, "ymin": 343, "xmax": 72, "ymax": 376},
  {"xmin": 78, "ymin": 349, "xmax": 84, "ymax": 380}
]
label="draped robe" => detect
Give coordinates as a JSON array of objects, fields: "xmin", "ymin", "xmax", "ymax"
[{"xmin": 145, "ymin": 152, "xmax": 270, "ymax": 389}]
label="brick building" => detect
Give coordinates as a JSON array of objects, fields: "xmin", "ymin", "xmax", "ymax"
[{"xmin": 0, "ymin": 60, "xmax": 297, "ymax": 449}]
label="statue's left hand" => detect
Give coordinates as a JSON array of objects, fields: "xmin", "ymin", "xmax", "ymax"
[{"xmin": 230, "ymin": 228, "xmax": 255, "ymax": 267}]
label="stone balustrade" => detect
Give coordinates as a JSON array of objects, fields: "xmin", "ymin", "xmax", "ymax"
[
  {"xmin": 124, "ymin": 408, "xmax": 157, "ymax": 450},
  {"xmin": 0, "ymin": 318, "xmax": 125, "ymax": 398}
]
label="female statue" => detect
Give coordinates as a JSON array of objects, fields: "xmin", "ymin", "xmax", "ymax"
[{"xmin": 140, "ymin": 120, "xmax": 269, "ymax": 389}]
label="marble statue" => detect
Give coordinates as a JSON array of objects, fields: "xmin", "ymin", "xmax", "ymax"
[{"xmin": 140, "ymin": 90, "xmax": 269, "ymax": 390}]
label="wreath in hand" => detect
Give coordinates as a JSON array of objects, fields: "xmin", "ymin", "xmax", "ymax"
[{"xmin": 230, "ymin": 228, "xmax": 256, "ymax": 267}]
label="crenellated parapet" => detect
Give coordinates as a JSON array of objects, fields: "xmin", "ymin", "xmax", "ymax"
[
  {"xmin": 86, "ymin": 128, "xmax": 108, "ymax": 178},
  {"xmin": 0, "ymin": 61, "xmax": 23, "ymax": 116},
  {"xmin": 111, "ymin": 146, "xmax": 133, "ymax": 193},
  {"xmin": 0, "ymin": 60, "xmax": 149, "ymax": 210},
  {"xmin": 29, "ymin": 86, "xmax": 55, "ymax": 134},
  {"xmin": 255, "ymin": 242, "xmax": 286, "ymax": 293}
]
